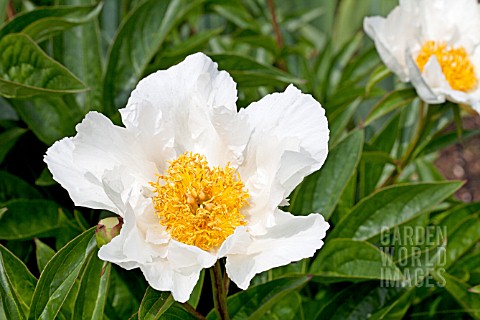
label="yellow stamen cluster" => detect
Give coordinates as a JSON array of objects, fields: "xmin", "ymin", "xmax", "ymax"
[
  {"xmin": 150, "ymin": 152, "xmax": 248, "ymax": 251},
  {"xmin": 416, "ymin": 40, "xmax": 477, "ymax": 92}
]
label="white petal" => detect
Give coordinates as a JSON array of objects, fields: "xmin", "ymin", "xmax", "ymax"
[
  {"xmin": 167, "ymin": 240, "xmax": 216, "ymax": 270},
  {"xmin": 363, "ymin": 1, "xmax": 419, "ymax": 82},
  {"xmin": 140, "ymin": 262, "xmax": 201, "ymax": 303},
  {"xmin": 223, "ymin": 210, "xmax": 329, "ymax": 289},
  {"xmin": 120, "ymin": 53, "xmax": 244, "ymax": 167},
  {"xmin": 44, "ymin": 112, "xmax": 155, "ymax": 214},
  {"xmin": 239, "ymin": 85, "xmax": 328, "ymax": 234},
  {"xmin": 406, "ymin": 50, "xmax": 445, "ymax": 104}
]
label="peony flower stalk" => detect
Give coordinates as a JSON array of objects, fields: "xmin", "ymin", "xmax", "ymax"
[{"xmin": 44, "ymin": 53, "xmax": 330, "ymax": 304}]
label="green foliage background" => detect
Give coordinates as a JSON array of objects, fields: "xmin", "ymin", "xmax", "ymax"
[{"xmin": 0, "ymin": 0, "xmax": 479, "ymax": 319}]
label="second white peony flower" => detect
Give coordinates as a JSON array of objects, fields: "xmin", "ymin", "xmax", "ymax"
[
  {"xmin": 44, "ymin": 53, "xmax": 330, "ymax": 302},
  {"xmin": 364, "ymin": 0, "xmax": 480, "ymax": 112}
]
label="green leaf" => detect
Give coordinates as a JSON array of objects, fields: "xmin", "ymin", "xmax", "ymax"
[
  {"xmin": 311, "ymin": 239, "xmax": 403, "ymax": 282},
  {"xmin": 329, "ymin": 98, "xmax": 360, "ymax": 145},
  {"xmin": 363, "ymin": 89, "xmax": 417, "ymax": 127},
  {"xmin": 0, "ymin": 244, "xmax": 37, "ymax": 319},
  {"xmin": 0, "ymin": 33, "xmax": 87, "ymax": 98},
  {"xmin": 0, "ymin": 200, "xmax": 63, "ymax": 240},
  {"xmin": 211, "ymin": 1, "xmax": 259, "ymax": 31},
  {"xmin": 73, "ymin": 253, "xmax": 111, "ymax": 320},
  {"xmin": 419, "ymin": 129, "xmax": 480, "ymax": 156},
  {"xmin": 433, "ymin": 272, "xmax": 480, "ymax": 320},
  {"xmin": 0, "ymin": 171, "xmax": 42, "ymax": 203},
  {"xmin": 0, "ymin": 127, "xmax": 26, "ymax": 163},
  {"xmin": 365, "ymin": 65, "xmax": 391, "ymax": 96},
  {"xmin": 207, "ymin": 276, "xmax": 311, "ymax": 320},
  {"xmin": 188, "ymin": 269, "xmax": 204, "ymax": 308},
  {"xmin": 0, "ymin": 3, "xmax": 103, "ymax": 42},
  {"xmin": 103, "ymin": 0, "xmax": 202, "ymax": 113},
  {"xmin": 105, "ymin": 268, "xmax": 141, "ymax": 320},
  {"xmin": 160, "ymin": 303, "xmax": 197, "ymax": 320},
  {"xmin": 28, "ymin": 228, "xmax": 96, "ymax": 320},
  {"xmin": 53, "ymin": 0, "xmax": 103, "ymax": 112},
  {"xmin": 263, "ymin": 292, "xmax": 302, "ymax": 320},
  {"xmin": 138, "ymin": 287, "xmax": 174, "ymax": 320},
  {"xmin": 149, "ymin": 29, "xmax": 223, "ymax": 72},
  {"xmin": 209, "ymin": 54, "xmax": 302, "ymax": 88},
  {"xmin": 313, "ymin": 283, "xmax": 406, "ymax": 320},
  {"xmin": 443, "ymin": 216, "xmax": 480, "ymax": 270},
  {"xmin": 35, "ymin": 168, "xmax": 56, "ymax": 187},
  {"xmin": 11, "ymin": 95, "xmax": 84, "ymax": 145},
  {"xmin": 34, "ymin": 239, "xmax": 55, "ymax": 273},
  {"xmin": 290, "ymin": 130, "xmax": 363, "ymax": 220},
  {"xmin": 329, "ymin": 181, "xmax": 463, "ymax": 240}
]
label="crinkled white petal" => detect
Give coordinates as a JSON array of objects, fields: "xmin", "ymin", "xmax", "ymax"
[
  {"xmin": 45, "ymin": 112, "xmax": 156, "ymax": 215},
  {"xmin": 238, "ymin": 85, "xmax": 328, "ymax": 235},
  {"xmin": 221, "ymin": 210, "xmax": 329, "ymax": 289},
  {"xmin": 120, "ymin": 52, "xmax": 247, "ymax": 168}
]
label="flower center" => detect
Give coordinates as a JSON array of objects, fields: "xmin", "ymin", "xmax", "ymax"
[
  {"xmin": 416, "ymin": 40, "xmax": 477, "ymax": 92},
  {"xmin": 150, "ymin": 152, "xmax": 248, "ymax": 251}
]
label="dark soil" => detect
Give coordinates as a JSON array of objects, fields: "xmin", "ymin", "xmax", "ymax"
[{"xmin": 435, "ymin": 116, "xmax": 480, "ymax": 202}]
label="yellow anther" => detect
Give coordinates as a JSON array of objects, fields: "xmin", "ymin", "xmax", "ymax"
[{"xmin": 150, "ymin": 152, "xmax": 249, "ymax": 251}]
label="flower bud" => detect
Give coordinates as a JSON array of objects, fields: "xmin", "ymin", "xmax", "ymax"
[{"xmin": 96, "ymin": 217, "xmax": 123, "ymax": 248}]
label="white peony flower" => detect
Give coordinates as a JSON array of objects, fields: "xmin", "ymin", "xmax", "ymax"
[
  {"xmin": 44, "ymin": 53, "xmax": 330, "ymax": 302},
  {"xmin": 364, "ymin": 0, "xmax": 480, "ymax": 112}
]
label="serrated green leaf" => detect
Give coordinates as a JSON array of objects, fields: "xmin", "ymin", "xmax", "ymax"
[
  {"xmin": 0, "ymin": 127, "xmax": 26, "ymax": 163},
  {"xmin": 28, "ymin": 228, "xmax": 96, "ymax": 320},
  {"xmin": 207, "ymin": 276, "xmax": 310, "ymax": 320},
  {"xmin": 34, "ymin": 239, "xmax": 55, "ymax": 273},
  {"xmin": 330, "ymin": 182, "xmax": 463, "ymax": 240},
  {"xmin": 290, "ymin": 130, "xmax": 363, "ymax": 220},
  {"xmin": 0, "ymin": 171, "xmax": 42, "ymax": 203},
  {"xmin": 0, "ymin": 244, "xmax": 37, "ymax": 319},
  {"xmin": 0, "ymin": 3, "xmax": 103, "ymax": 42},
  {"xmin": 73, "ymin": 253, "xmax": 111, "ymax": 320},
  {"xmin": 0, "ymin": 200, "xmax": 63, "ymax": 240},
  {"xmin": 363, "ymin": 89, "xmax": 417, "ymax": 127},
  {"xmin": 0, "ymin": 33, "xmax": 87, "ymax": 98},
  {"xmin": 138, "ymin": 287, "xmax": 174, "ymax": 320},
  {"xmin": 311, "ymin": 239, "xmax": 403, "ymax": 282},
  {"xmin": 103, "ymin": 0, "xmax": 202, "ymax": 113}
]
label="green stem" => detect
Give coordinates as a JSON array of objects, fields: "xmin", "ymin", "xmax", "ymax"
[
  {"xmin": 181, "ymin": 302, "xmax": 206, "ymax": 320},
  {"xmin": 381, "ymin": 101, "xmax": 428, "ymax": 187},
  {"xmin": 210, "ymin": 261, "xmax": 230, "ymax": 320}
]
